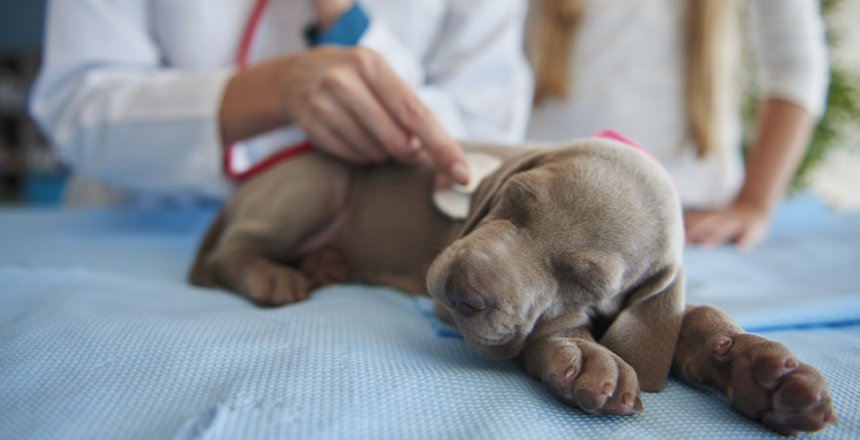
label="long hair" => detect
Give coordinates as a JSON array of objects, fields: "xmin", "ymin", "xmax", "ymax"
[{"xmin": 531, "ymin": 0, "xmax": 733, "ymax": 157}]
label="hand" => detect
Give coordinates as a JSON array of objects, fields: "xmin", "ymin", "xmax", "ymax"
[
  {"xmin": 684, "ymin": 202, "xmax": 771, "ymax": 250},
  {"xmin": 309, "ymin": 0, "xmax": 354, "ymax": 30},
  {"xmin": 686, "ymin": 98, "xmax": 814, "ymax": 251},
  {"xmin": 220, "ymin": 46, "xmax": 470, "ymax": 185}
]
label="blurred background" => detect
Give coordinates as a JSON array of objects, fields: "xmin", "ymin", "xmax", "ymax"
[
  {"xmin": 0, "ymin": 0, "xmax": 57, "ymax": 205},
  {"xmin": 0, "ymin": 0, "xmax": 858, "ymax": 207}
]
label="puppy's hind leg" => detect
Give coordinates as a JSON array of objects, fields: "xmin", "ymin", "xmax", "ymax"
[
  {"xmin": 298, "ymin": 246, "xmax": 348, "ymax": 287},
  {"xmin": 209, "ymin": 153, "xmax": 352, "ymax": 306},
  {"xmin": 211, "ymin": 225, "xmax": 313, "ymax": 305},
  {"xmin": 673, "ymin": 304, "xmax": 835, "ymax": 435},
  {"xmin": 189, "ymin": 209, "xmax": 227, "ymax": 288}
]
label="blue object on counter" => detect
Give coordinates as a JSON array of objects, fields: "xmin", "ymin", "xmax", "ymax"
[{"xmin": 22, "ymin": 170, "xmax": 67, "ymax": 206}]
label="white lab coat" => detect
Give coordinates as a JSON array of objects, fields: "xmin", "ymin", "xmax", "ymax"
[
  {"xmin": 526, "ymin": 0, "xmax": 829, "ymax": 210},
  {"xmin": 30, "ymin": 0, "xmax": 533, "ymax": 203}
]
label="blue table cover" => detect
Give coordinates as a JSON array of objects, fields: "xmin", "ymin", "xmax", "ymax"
[{"xmin": 1, "ymin": 194, "xmax": 858, "ymax": 439}]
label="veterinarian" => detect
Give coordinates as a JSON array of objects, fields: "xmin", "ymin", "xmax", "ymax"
[
  {"xmin": 525, "ymin": 0, "xmax": 829, "ymax": 249},
  {"xmin": 29, "ymin": 0, "xmax": 533, "ymax": 205}
]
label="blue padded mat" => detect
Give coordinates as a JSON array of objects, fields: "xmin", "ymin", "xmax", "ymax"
[
  {"xmin": 683, "ymin": 196, "xmax": 860, "ymax": 332},
  {"xmin": 1, "ymin": 194, "xmax": 858, "ymax": 439}
]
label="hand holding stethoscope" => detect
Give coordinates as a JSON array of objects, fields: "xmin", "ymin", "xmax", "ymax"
[{"xmin": 219, "ymin": 0, "xmax": 471, "ymax": 186}]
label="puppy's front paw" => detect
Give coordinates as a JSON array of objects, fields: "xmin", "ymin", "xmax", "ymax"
[
  {"xmin": 714, "ymin": 334, "xmax": 835, "ymax": 435},
  {"xmin": 524, "ymin": 337, "xmax": 642, "ymax": 416}
]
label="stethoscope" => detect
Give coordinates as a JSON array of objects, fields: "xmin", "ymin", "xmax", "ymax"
[{"xmin": 223, "ymin": 0, "xmax": 313, "ymax": 181}]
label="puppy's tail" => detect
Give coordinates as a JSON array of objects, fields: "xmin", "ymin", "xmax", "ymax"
[{"xmin": 189, "ymin": 209, "xmax": 226, "ymax": 288}]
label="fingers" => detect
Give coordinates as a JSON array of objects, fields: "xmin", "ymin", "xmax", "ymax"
[
  {"xmin": 735, "ymin": 220, "xmax": 769, "ymax": 250},
  {"xmin": 285, "ymin": 46, "xmax": 468, "ymax": 183},
  {"xmin": 687, "ymin": 214, "xmax": 740, "ymax": 248},
  {"xmin": 300, "ymin": 109, "xmax": 370, "ymax": 164},
  {"xmin": 684, "ymin": 208, "xmax": 770, "ymax": 250},
  {"xmin": 306, "ymin": 85, "xmax": 387, "ymax": 163},
  {"xmin": 318, "ymin": 63, "xmax": 417, "ymax": 161},
  {"xmin": 351, "ymin": 48, "xmax": 469, "ymax": 184},
  {"xmin": 319, "ymin": 62, "xmax": 418, "ymax": 159}
]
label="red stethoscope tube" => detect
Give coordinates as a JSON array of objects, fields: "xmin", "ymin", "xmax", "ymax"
[{"xmin": 223, "ymin": 0, "xmax": 313, "ymax": 181}]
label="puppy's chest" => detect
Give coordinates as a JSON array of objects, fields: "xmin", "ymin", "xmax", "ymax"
[{"xmin": 336, "ymin": 164, "xmax": 463, "ymax": 293}]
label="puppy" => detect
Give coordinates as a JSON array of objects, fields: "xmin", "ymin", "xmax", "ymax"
[{"xmin": 190, "ymin": 138, "xmax": 834, "ymax": 434}]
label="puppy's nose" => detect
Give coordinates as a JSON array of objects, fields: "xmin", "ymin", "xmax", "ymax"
[{"xmin": 446, "ymin": 272, "xmax": 488, "ymax": 316}]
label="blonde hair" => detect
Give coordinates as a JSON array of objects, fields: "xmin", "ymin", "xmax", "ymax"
[{"xmin": 531, "ymin": 0, "xmax": 733, "ymax": 157}]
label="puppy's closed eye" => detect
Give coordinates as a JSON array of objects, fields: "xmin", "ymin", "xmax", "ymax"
[
  {"xmin": 553, "ymin": 264, "xmax": 601, "ymax": 298},
  {"xmin": 552, "ymin": 253, "xmax": 623, "ymax": 300}
]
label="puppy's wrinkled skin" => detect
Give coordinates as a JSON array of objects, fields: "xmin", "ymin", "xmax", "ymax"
[{"xmin": 190, "ymin": 139, "xmax": 833, "ymax": 433}]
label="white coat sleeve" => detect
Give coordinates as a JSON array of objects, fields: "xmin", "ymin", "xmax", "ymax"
[
  {"xmin": 359, "ymin": 0, "xmax": 533, "ymax": 144},
  {"xmin": 29, "ymin": 0, "xmax": 234, "ymax": 198},
  {"xmin": 748, "ymin": 0, "xmax": 830, "ymax": 116}
]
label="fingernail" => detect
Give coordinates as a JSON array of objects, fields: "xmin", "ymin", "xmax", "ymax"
[
  {"xmin": 451, "ymin": 161, "xmax": 469, "ymax": 186},
  {"xmin": 785, "ymin": 358, "xmax": 798, "ymax": 369}
]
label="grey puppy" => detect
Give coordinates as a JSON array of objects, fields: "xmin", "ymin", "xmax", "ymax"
[{"xmin": 190, "ymin": 138, "xmax": 834, "ymax": 435}]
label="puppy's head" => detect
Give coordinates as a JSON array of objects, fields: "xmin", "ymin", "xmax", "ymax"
[{"xmin": 427, "ymin": 138, "xmax": 684, "ymax": 360}]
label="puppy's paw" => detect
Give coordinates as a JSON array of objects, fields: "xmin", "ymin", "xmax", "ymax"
[
  {"xmin": 243, "ymin": 260, "xmax": 311, "ymax": 306},
  {"xmin": 298, "ymin": 247, "xmax": 348, "ymax": 287},
  {"xmin": 536, "ymin": 338, "xmax": 642, "ymax": 416},
  {"xmin": 714, "ymin": 333, "xmax": 835, "ymax": 435}
]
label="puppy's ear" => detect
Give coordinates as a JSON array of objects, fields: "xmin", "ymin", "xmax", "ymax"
[
  {"xmin": 599, "ymin": 265, "xmax": 686, "ymax": 391},
  {"xmin": 459, "ymin": 150, "xmax": 544, "ymax": 238}
]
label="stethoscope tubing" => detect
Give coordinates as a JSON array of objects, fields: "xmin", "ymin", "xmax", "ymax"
[{"xmin": 224, "ymin": 0, "xmax": 313, "ymax": 181}]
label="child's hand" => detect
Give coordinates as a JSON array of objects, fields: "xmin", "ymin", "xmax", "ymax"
[{"xmin": 684, "ymin": 203, "xmax": 771, "ymax": 250}]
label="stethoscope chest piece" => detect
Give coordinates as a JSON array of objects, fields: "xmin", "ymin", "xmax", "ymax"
[{"xmin": 432, "ymin": 152, "xmax": 503, "ymax": 220}]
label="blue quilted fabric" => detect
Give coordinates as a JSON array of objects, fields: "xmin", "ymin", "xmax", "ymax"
[{"xmin": 1, "ymin": 194, "xmax": 858, "ymax": 439}]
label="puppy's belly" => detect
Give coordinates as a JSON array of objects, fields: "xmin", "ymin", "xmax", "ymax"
[
  {"xmin": 288, "ymin": 206, "xmax": 436, "ymax": 293},
  {"xmin": 289, "ymin": 208, "xmax": 348, "ymax": 259}
]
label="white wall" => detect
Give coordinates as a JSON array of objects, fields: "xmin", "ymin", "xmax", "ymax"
[{"xmin": 832, "ymin": 0, "xmax": 860, "ymax": 71}]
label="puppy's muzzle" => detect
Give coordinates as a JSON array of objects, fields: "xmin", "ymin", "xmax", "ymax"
[{"xmin": 446, "ymin": 267, "xmax": 490, "ymax": 316}]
